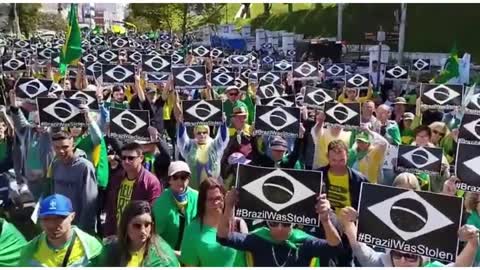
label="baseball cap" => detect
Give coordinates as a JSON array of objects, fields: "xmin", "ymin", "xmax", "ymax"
[
  {"xmin": 146, "ymin": 87, "xmax": 156, "ymax": 95},
  {"xmin": 228, "ymin": 152, "xmax": 251, "ymax": 165},
  {"xmin": 403, "ymin": 112, "xmax": 415, "ymax": 120},
  {"xmin": 39, "ymin": 194, "xmax": 73, "ymax": 218},
  {"xmin": 168, "ymin": 161, "xmax": 191, "ymax": 176},
  {"xmin": 394, "ymin": 97, "xmax": 407, "ymax": 105},
  {"xmin": 232, "ymin": 105, "xmax": 248, "ymax": 116},
  {"xmin": 270, "ymin": 136, "xmax": 288, "ymax": 151},
  {"xmin": 355, "ymin": 132, "xmax": 371, "ymax": 144},
  {"xmin": 225, "ymin": 86, "xmax": 240, "ymax": 93}
]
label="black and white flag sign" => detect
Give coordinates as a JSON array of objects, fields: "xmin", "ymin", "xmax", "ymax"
[
  {"xmin": 85, "ymin": 62, "xmax": 102, "ymax": 79},
  {"xmin": 273, "ymin": 60, "xmax": 293, "ymax": 73},
  {"xmin": 2, "ymin": 57, "xmax": 27, "ymax": 72},
  {"xmin": 412, "ymin": 58, "xmax": 431, "ymax": 72},
  {"xmin": 192, "ymin": 45, "xmax": 210, "ymax": 57},
  {"xmin": 102, "ymin": 64, "xmax": 135, "ymax": 84},
  {"xmin": 396, "ymin": 145, "xmax": 443, "ymax": 174},
  {"xmin": 324, "ymin": 64, "xmax": 346, "ymax": 78},
  {"xmin": 324, "ymin": 102, "xmax": 361, "ymax": 129},
  {"xmin": 254, "ymin": 105, "xmax": 300, "ymax": 137},
  {"xmin": 235, "ymin": 164, "xmax": 323, "ymax": 226},
  {"xmin": 172, "ymin": 65, "xmax": 206, "ymax": 89},
  {"xmin": 98, "ymin": 49, "xmax": 118, "ymax": 63},
  {"xmin": 260, "ymin": 95, "xmax": 296, "ymax": 107},
  {"xmin": 182, "ymin": 100, "xmax": 223, "ymax": 127},
  {"xmin": 257, "ymin": 83, "xmax": 284, "ymax": 99},
  {"xmin": 109, "ymin": 108, "xmax": 150, "ymax": 141},
  {"xmin": 211, "ymin": 72, "xmax": 236, "ymax": 87},
  {"xmin": 292, "ymin": 62, "xmax": 319, "ymax": 81},
  {"xmin": 421, "ymin": 84, "xmax": 463, "ymax": 110},
  {"xmin": 357, "ymin": 183, "xmax": 462, "ymax": 262},
  {"xmin": 258, "ymin": 71, "xmax": 281, "ymax": 85},
  {"xmin": 145, "ymin": 72, "xmax": 169, "ymax": 83},
  {"xmin": 455, "ymin": 143, "xmax": 480, "ymax": 193},
  {"xmin": 229, "ymin": 55, "xmax": 251, "ymax": 67},
  {"xmin": 385, "ymin": 65, "xmax": 409, "ymax": 80},
  {"xmin": 303, "ymin": 87, "xmax": 336, "ymax": 109},
  {"xmin": 15, "ymin": 78, "xmax": 53, "ymax": 100},
  {"xmin": 458, "ymin": 113, "xmax": 480, "ymax": 143},
  {"xmin": 346, "ymin": 74, "xmax": 370, "ymax": 89},
  {"xmin": 37, "ymin": 98, "xmax": 86, "ymax": 128},
  {"xmin": 63, "ymin": 90, "xmax": 99, "ymax": 110},
  {"xmin": 142, "ymin": 55, "xmax": 171, "ymax": 73}
]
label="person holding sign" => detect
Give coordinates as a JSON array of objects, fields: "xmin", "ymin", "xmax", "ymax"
[
  {"xmin": 318, "ymin": 140, "xmax": 368, "ymax": 214},
  {"xmin": 338, "ymin": 206, "xmax": 479, "ymax": 267},
  {"xmin": 216, "ymin": 190, "xmax": 343, "ymax": 266},
  {"xmin": 175, "ymin": 105, "xmax": 229, "ymax": 190}
]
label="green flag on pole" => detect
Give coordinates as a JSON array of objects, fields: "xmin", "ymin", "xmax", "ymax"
[
  {"xmin": 433, "ymin": 44, "xmax": 460, "ymax": 84},
  {"xmin": 59, "ymin": 4, "xmax": 82, "ymax": 76}
]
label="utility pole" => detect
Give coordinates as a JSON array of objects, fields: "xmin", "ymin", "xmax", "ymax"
[
  {"xmin": 337, "ymin": 3, "xmax": 344, "ymax": 41},
  {"xmin": 376, "ymin": 26, "xmax": 386, "ymax": 93},
  {"xmin": 397, "ymin": 3, "xmax": 407, "ymax": 65},
  {"xmin": 12, "ymin": 3, "xmax": 20, "ymax": 38}
]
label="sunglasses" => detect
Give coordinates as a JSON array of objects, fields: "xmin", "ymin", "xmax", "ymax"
[
  {"xmin": 121, "ymin": 155, "xmax": 140, "ymax": 161},
  {"xmin": 391, "ymin": 251, "xmax": 419, "ymax": 262},
  {"xmin": 229, "ymin": 92, "xmax": 239, "ymax": 96},
  {"xmin": 267, "ymin": 221, "xmax": 292, "ymax": 228},
  {"xmin": 132, "ymin": 221, "xmax": 152, "ymax": 230},
  {"xmin": 432, "ymin": 130, "xmax": 445, "ymax": 136},
  {"xmin": 196, "ymin": 131, "xmax": 208, "ymax": 135}
]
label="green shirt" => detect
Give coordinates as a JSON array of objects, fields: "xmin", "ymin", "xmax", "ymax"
[
  {"xmin": 0, "ymin": 219, "xmax": 27, "ymax": 266},
  {"xmin": 0, "ymin": 140, "xmax": 8, "ymax": 164},
  {"xmin": 75, "ymin": 135, "xmax": 109, "ymax": 189},
  {"xmin": 153, "ymin": 188, "xmax": 198, "ymax": 250},
  {"xmin": 180, "ymin": 219, "xmax": 246, "ymax": 267},
  {"xmin": 467, "ymin": 211, "xmax": 480, "ymax": 265}
]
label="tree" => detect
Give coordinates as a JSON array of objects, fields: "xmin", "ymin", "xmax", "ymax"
[
  {"xmin": 287, "ymin": 3, "xmax": 293, "ymax": 13},
  {"xmin": 37, "ymin": 12, "xmax": 67, "ymax": 32},
  {"xmin": 263, "ymin": 3, "xmax": 272, "ymax": 16},
  {"xmin": 15, "ymin": 3, "xmax": 41, "ymax": 37},
  {"xmin": 124, "ymin": 16, "xmax": 152, "ymax": 32},
  {"xmin": 128, "ymin": 3, "xmax": 183, "ymax": 32}
]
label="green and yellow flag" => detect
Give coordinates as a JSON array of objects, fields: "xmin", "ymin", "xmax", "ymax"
[
  {"xmin": 60, "ymin": 4, "xmax": 82, "ymax": 76},
  {"xmin": 433, "ymin": 44, "xmax": 460, "ymax": 84}
]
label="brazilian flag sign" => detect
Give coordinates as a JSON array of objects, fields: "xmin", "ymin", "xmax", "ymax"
[{"xmin": 60, "ymin": 4, "xmax": 82, "ymax": 76}]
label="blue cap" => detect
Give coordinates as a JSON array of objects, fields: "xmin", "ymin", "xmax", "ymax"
[{"xmin": 39, "ymin": 194, "xmax": 73, "ymax": 218}]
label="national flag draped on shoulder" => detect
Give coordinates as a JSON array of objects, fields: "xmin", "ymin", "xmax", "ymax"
[
  {"xmin": 59, "ymin": 4, "xmax": 82, "ymax": 76},
  {"xmin": 433, "ymin": 44, "xmax": 460, "ymax": 84}
]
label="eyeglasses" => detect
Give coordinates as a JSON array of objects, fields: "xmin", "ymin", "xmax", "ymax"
[
  {"xmin": 391, "ymin": 251, "xmax": 419, "ymax": 262},
  {"xmin": 196, "ymin": 131, "xmax": 208, "ymax": 135},
  {"xmin": 173, "ymin": 174, "xmax": 190, "ymax": 181},
  {"xmin": 121, "ymin": 155, "xmax": 140, "ymax": 161},
  {"xmin": 432, "ymin": 130, "xmax": 445, "ymax": 137},
  {"xmin": 267, "ymin": 221, "xmax": 292, "ymax": 228},
  {"xmin": 132, "ymin": 221, "xmax": 152, "ymax": 230}
]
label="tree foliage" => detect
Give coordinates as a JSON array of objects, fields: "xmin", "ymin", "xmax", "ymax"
[
  {"xmin": 128, "ymin": 3, "xmax": 184, "ymax": 31},
  {"xmin": 15, "ymin": 3, "xmax": 41, "ymax": 37},
  {"xmin": 37, "ymin": 12, "xmax": 67, "ymax": 32}
]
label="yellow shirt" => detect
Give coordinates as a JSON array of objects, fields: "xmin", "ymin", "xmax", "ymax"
[
  {"xmin": 117, "ymin": 178, "xmax": 135, "ymax": 223},
  {"xmin": 313, "ymin": 128, "xmax": 351, "ymax": 169},
  {"xmin": 355, "ymin": 146, "xmax": 385, "ymax": 184},
  {"xmin": 196, "ymin": 144, "xmax": 210, "ymax": 182},
  {"xmin": 163, "ymin": 94, "xmax": 175, "ymax": 120},
  {"xmin": 33, "ymin": 234, "xmax": 86, "ymax": 267},
  {"xmin": 327, "ymin": 172, "xmax": 352, "ymax": 215},
  {"xmin": 126, "ymin": 248, "xmax": 145, "ymax": 267},
  {"xmin": 228, "ymin": 124, "xmax": 252, "ymax": 137}
]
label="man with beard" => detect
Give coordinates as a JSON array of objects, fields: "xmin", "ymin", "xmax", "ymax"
[{"xmin": 18, "ymin": 194, "xmax": 102, "ymax": 266}]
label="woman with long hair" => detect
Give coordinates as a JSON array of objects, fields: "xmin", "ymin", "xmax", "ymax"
[
  {"xmin": 92, "ymin": 200, "xmax": 179, "ymax": 267},
  {"xmin": 180, "ymin": 178, "xmax": 247, "ymax": 266}
]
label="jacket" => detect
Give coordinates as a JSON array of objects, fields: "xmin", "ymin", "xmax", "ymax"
[
  {"xmin": 91, "ymin": 237, "xmax": 179, "ymax": 267},
  {"xmin": 18, "ymin": 227, "xmax": 102, "ymax": 267},
  {"xmin": 251, "ymin": 138, "xmax": 304, "ymax": 169},
  {"xmin": 104, "ymin": 167, "xmax": 162, "ymax": 236},
  {"xmin": 317, "ymin": 165, "xmax": 368, "ymax": 210},
  {"xmin": 10, "ymin": 107, "xmax": 54, "ymax": 183}
]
